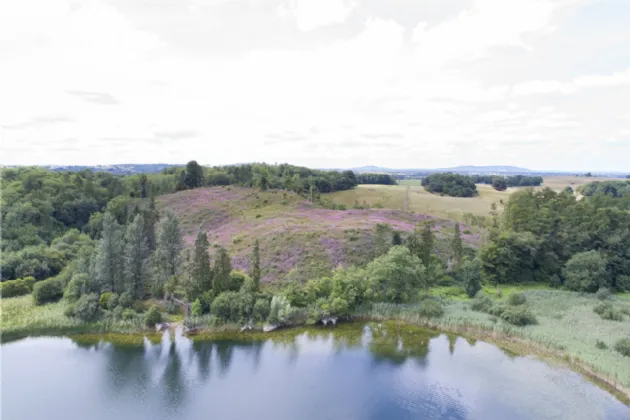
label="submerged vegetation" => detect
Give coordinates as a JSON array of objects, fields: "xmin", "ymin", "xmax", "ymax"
[{"xmin": 2, "ymin": 163, "xmax": 630, "ymax": 398}]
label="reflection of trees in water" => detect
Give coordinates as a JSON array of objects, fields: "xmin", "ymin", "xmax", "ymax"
[
  {"xmin": 103, "ymin": 344, "xmax": 150, "ymax": 397},
  {"xmin": 448, "ymin": 335, "xmax": 457, "ymax": 355},
  {"xmin": 162, "ymin": 341, "xmax": 185, "ymax": 414},
  {"xmin": 193, "ymin": 341, "xmax": 213, "ymax": 381},
  {"xmin": 366, "ymin": 324, "xmax": 439, "ymax": 367},
  {"xmin": 215, "ymin": 341, "xmax": 235, "ymax": 377}
]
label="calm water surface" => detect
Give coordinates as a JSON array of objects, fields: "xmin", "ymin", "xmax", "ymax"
[{"xmin": 2, "ymin": 323, "xmax": 628, "ymax": 420}]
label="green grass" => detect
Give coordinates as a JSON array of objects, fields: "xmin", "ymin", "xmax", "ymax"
[{"xmin": 0, "ymin": 295, "xmax": 149, "ymax": 343}]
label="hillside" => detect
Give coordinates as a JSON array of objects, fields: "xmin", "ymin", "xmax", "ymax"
[{"xmin": 156, "ymin": 187, "xmax": 479, "ymax": 283}]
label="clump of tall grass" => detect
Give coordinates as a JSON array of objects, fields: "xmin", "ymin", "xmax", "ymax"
[
  {"xmin": 594, "ymin": 302, "xmax": 624, "ymax": 321},
  {"xmin": 615, "ymin": 338, "xmax": 630, "ymax": 357},
  {"xmin": 507, "ymin": 292, "xmax": 527, "ymax": 306},
  {"xmin": 595, "ymin": 287, "xmax": 613, "ymax": 301}
]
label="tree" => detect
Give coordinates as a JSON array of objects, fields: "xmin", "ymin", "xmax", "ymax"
[
  {"xmin": 457, "ymin": 258, "xmax": 483, "ymax": 298},
  {"xmin": 154, "ymin": 212, "xmax": 183, "ymax": 299},
  {"xmin": 450, "ymin": 223, "xmax": 463, "ymax": 264},
  {"xmin": 418, "ymin": 221, "xmax": 435, "ymax": 267},
  {"xmin": 367, "ymin": 246, "xmax": 426, "ymax": 303},
  {"xmin": 254, "ymin": 167, "xmax": 270, "ymax": 191},
  {"xmin": 93, "ymin": 212, "xmax": 124, "ymax": 293},
  {"xmin": 142, "ymin": 194, "xmax": 158, "ymax": 251},
  {"xmin": 213, "ymin": 246, "xmax": 232, "ymax": 294},
  {"xmin": 184, "ymin": 160, "xmax": 204, "ymax": 189},
  {"xmin": 373, "ymin": 223, "xmax": 393, "ymax": 258},
  {"xmin": 563, "ymin": 251, "xmax": 608, "ymax": 292},
  {"xmin": 251, "ymin": 239, "xmax": 261, "ymax": 291},
  {"xmin": 187, "ymin": 232, "xmax": 213, "ymax": 300},
  {"xmin": 492, "ymin": 177, "xmax": 508, "ymax": 191},
  {"xmin": 123, "ymin": 214, "xmax": 150, "ymax": 298},
  {"xmin": 392, "ymin": 231, "xmax": 402, "ymax": 246},
  {"xmin": 139, "ymin": 174, "xmax": 150, "ymax": 198},
  {"xmin": 479, "ymin": 230, "xmax": 539, "ymax": 284}
]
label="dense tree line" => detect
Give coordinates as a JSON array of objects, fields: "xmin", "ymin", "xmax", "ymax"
[
  {"xmin": 472, "ymin": 175, "xmax": 543, "ymax": 188},
  {"xmin": 579, "ymin": 180, "xmax": 630, "ymax": 199},
  {"xmin": 421, "ymin": 173, "xmax": 478, "ymax": 197},
  {"xmin": 356, "ymin": 173, "xmax": 397, "ymax": 185},
  {"xmin": 479, "ymin": 186, "xmax": 630, "ymax": 291}
]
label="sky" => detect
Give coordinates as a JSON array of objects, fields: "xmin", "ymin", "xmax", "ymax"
[{"xmin": 1, "ymin": 0, "xmax": 629, "ymax": 171}]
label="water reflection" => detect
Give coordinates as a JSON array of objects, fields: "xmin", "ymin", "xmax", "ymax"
[{"xmin": 2, "ymin": 323, "xmax": 628, "ymax": 420}]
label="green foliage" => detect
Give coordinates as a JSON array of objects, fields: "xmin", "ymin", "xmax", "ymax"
[
  {"xmin": 74, "ymin": 293, "xmax": 100, "ymax": 321},
  {"xmin": 191, "ymin": 299, "xmax": 203, "ymax": 316},
  {"xmin": 251, "ymin": 239, "xmax": 261, "ymax": 290},
  {"xmin": 366, "ymin": 246, "xmax": 426, "ymax": 303},
  {"xmin": 0, "ymin": 278, "xmax": 32, "ymax": 298},
  {"xmin": 93, "ymin": 212, "xmax": 124, "ymax": 294},
  {"xmin": 122, "ymin": 308, "xmax": 136, "ymax": 321},
  {"xmin": 563, "ymin": 251, "xmax": 608, "ymax": 292},
  {"xmin": 98, "ymin": 292, "xmax": 113, "ymax": 309},
  {"xmin": 614, "ymin": 338, "xmax": 630, "ymax": 357},
  {"xmin": 267, "ymin": 295, "xmax": 291, "ymax": 325},
  {"xmin": 229, "ymin": 271, "xmax": 249, "ymax": 292},
  {"xmin": 253, "ymin": 298, "xmax": 271, "ymax": 322},
  {"xmin": 457, "ymin": 258, "xmax": 483, "ymax": 298},
  {"xmin": 491, "ymin": 177, "xmax": 507, "ymax": 191},
  {"xmin": 356, "ymin": 173, "xmax": 397, "ymax": 185},
  {"xmin": 595, "ymin": 340, "xmax": 608, "ymax": 350},
  {"xmin": 211, "ymin": 291, "xmax": 250, "ymax": 323},
  {"xmin": 507, "ymin": 292, "xmax": 527, "ymax": 306},
  {"xmin": 32, "ymin": 278, "xmax": 64, "ymax": 305},
  {"xmin": 421, "ymin": 173, "xmax": 478, "ymax": 197},
  {"xmin": 212, "ymin": 246, "xmax": 232, "ymax": 294},
  {"xmin": 450, "ymin": 223, "xmax": 463, "ymax": 264},
  {"xmin": 184, "ymin": 160, "xmax": 204, "ymax": 189},
  {"xmin": 123, "ymin": 214, "xmax": 150, "ymax": 298},
  {"xmin": 470, "ymin": 291, "xmax": 494, "ymax": 313},
  {"xmin": 417, "ymin": 299, "xmax": 444, "ymax": 318},
  {"xmin": 373, "ymin": 223, "xmax": 393, "ymax": 258},
  {"xmin": 153, "ymin": 212, "xmax": 183, "ymax": 297},
  {"xmin": 118, "ymin": 292, "xmax": 134, "ymax": 309},
  {"xmin": 499, "ymin": 306, "xmax": 538, "ymax": 326},
  {"xmin": 480, "ymin": 230, "xmax": 539, "ymax": 285},
  {"xmin": 64, "ymin": 273, "xmax": 89, "ymax": 302},
  {"xmin": 144, "ymin": 305, "xmax": 163, "ymax": 327},
  {"xmin": 187, "ymin": 231, "xmax": 212, "ymax": 300}
]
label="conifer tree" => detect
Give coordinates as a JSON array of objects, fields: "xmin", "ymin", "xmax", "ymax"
[
  {"xmin": 213, "ymin": 246, "xmax": 232, "ymax": 294},
  {"xmin": 251, "ymin": 239, "xmax": 261, "ymax": 291},
  {"xmin": 419, "ymin": 221, "xmax": 435, "ymax": 267},
  {"xmin": 124, "ymin": 214, "xmax": 150, "ymax": 298},
  {"xmin": 188, "ymin": 231, "xmax": 213, "ymax": 300},
  {"xmin": 451, "ymin": 223, "xmax": 463, "ymax": 265},
  {"xmin": 94, "ymin": 212, "xmax": 124, "ymax": 293},
  {"xmin": 153, "ymin": 212, "xmax": 183, "ymax": 299}
]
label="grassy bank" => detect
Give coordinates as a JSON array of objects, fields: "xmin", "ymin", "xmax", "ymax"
[{"xmin": 358, "ymin": 290, "xmax": 630, "ymax": 401}]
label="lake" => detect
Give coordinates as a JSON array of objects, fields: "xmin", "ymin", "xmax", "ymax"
[{"xmin": 2, "ymin": 323, "xmax": 628, "ymax": 420}]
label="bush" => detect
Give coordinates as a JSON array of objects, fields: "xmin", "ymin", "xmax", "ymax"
[
  {"xmin": 593, "ymin": 302, "xmax": 612, "ymax": 315},
  {"xmin": 107, "ymin": 293, "xmax": 119, "ymax": 310},
  {"xmin": 112, "ymin": 306, "xmax": 124, "ymax": 320},
  {"xmin": 165, "ymin": 301, "xmax": 181, "ymax": 315},
  {"xmin": 616, "ymin": 275, "xmax": 630, "ymax": 292},
  {"xmin": 601, "ymin": 307, "xmax": 624, "ymax": 321},
  {"xmin": 563, "ymin": 251, "xmax": 608, "ymax": 292},
  {"xmin": 595, "ymin": 287, "xmax": 612, "ymax": 301},
  {"xmin": 1, "ymin": 279, "xmax": 31, "ymax": 298},
  {"xmin": 22, "ymin": 276, "xmax": 36, "ymax": 290},
  {"xmin": 74, "ymin": 293, "xmax": 100, "ymax": 321},
  {"xmin": 418, "ymin": 299, "xmax": 444, "ymax": 318},
  {"xmin": 64, "ymin": 273, "xmax": 88, "ymax": 302},
  {"xmin": 470, "ymin": 291, "xmax": 493, "ymax": 313},
  {"xmin": 507, "ymin": 292, "xmax": 526, "ymax": 306},
  {"xmin": 229, "ymin": 271, "xmax": 250, "ymax": 292},
  {"xmin": 144, "ymin": 305, "xmax": 163, "ymax": 328},
  {"xmin": 253, "ymin": 298, "xmax": 270, "ymax": 322},
  {"xmin": 211, "ymin": 291, "xmax": 249, "ymax": 324},
  {"xmin": 64, "ymin": 303, "xmax": 76, "ymax": 317},
  {"xmin": 191, "ymin": 299, "xmax": 203, "ymax": 316},
  {"xmin": 596, "ymin": 340, "xmax": 608, "ymax": 350},
  {"xmin": 32, "ymin": 278, "xmax": 64, "ymax": 305},
  {"xmin": 614, "ymin": 338, "xmax": 630, "ymax": 357},
  {"xmin": 99, "ymin": 292, "xmax": 113, "ymax": 309},
  {"xmin": 118, "ymin": 292, "xmax": 134, "ymax": 309},
  {"xmin": 500, "ymin": 306, "xmax": 537, "ymax": 326},
  {"xmin": 488, "ymin": 304, "xmax": 508, "ymax": 316},
  {"xmin": 122, "ymin": 308, "xmax": 135, "ymax": 320}
]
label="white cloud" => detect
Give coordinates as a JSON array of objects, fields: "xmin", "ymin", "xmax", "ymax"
[{"xmin": 0, "ymin": 0, "xmax": 629, "ymax": 171}]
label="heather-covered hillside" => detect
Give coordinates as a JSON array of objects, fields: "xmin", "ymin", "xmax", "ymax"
[{"xmin": 157, "ymin": 187, "xmax": 479, "ymax": 283}]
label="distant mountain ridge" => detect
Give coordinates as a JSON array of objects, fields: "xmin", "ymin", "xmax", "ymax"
[
  {"xmin": 1, "ymin": 164, "xmax": 178, "ymax": 175},
  {"xmin": 350, "ymin": 165, "xmax": 532, "ymax": 174}
]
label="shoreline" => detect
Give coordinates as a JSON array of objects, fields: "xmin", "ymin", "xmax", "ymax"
[{"xmin": 3, "ymin": 316, "xmax": 629, "ymax": 404}]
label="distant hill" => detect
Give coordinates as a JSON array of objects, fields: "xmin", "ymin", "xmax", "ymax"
[
  {"xmin": 1, "ymin": 164, "xmax": 179, "ymax": 175},
  {"xmin": 436, "ymin": 165, "xmax": 532, "ymax": 174}
]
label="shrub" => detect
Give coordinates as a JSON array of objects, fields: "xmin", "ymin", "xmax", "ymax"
[
  {"xmin": 614, "ymin": 338, "xmax": 630, "ymax": 357},
  {"xmin": 22, "ymin": 276, "xmax": 36, "ymax": 290},
  {"xmin": 74, "ymin": 293, "xmax": 100, "ymax": 321},
  {"xmin": 500, "ymin": 306, "xmax": 537, "ymax": 326},
  {"xmin": 211, "ymin": 291, "xmax": 249, "ymax": 323},
  {"xmin": 596, "ymin": 340, "xmax": 608, "ymax": 350},
  {"xmin": 99, "ymin": 292, "xmax": 113, "ymax": 309},
  {"xmin": 122, "ymin": 308, "xmax": 136, "ymax": 321},
  {"xmin": 107, "ymin": 293, "xmax": 119, "ymax": 310},
  {"xmin": 118, "ymin": 292, "xmax": 134, "ymax": 309},
  {"xmin": 330, "ymin": 297, "xmax": 349, "ymax": 317},
  {"xmin": 165, "ymin": 301, "xmax": 181, "ymax": 315},
  {"xmin": 616, "ymin": 275, "xmax": 630, "ymax": 292},
  {"xmin": 1, "ymin": 279, "xmax": 31, "ymax": 298},
  {"xmin": 64, "ymin": 303, "xmax": 76, "ymax": 317},
  {"xmin": 595, "ymin": 287, "xmax": 612, "ymax": 301},
  {"xmin": 418, "ymin": 299, "xmax": 444, "ymax": 318},
  {"xmin": 488, "ymin": 304, "xmax": 508, "ymax": 316},
  {"xmin": 456, "ymin": 258, "xmax": 482, "ymax": 298},
  {"xmin": 191, "ymin": 299, "xmax": 203, "ymax": 316},
  {"xmin": 563, "ymin": 251, "xmax": 608, "ymax": 292},
  {"xmin": 32, "ymin": 278, "xmax": 64, "ymax": 305},
  {"xmin": 253, "ymin": 298, "xmax": 270, "ymax": 322},
  {"xmin": 601, "ymin": 307, "xmax": 624, "ymax": 321},
  {"xmin": 112, "ymin": 306, "xmax": 124, "ymax": 320},
  {"xmin": 593, "ymin": 302, "xmax": 612, "ymax": 315},
  {"xmin": 507, "ymin": 292, "xmax": 526, "ymax": 306},
  {"xmin": 64, "ymin": 273, "xmax": 88, "ymax": 302},
  {"xmin": 229, "ymin": 271, "xmax": 250, "ymax": 292},
  {"xmin": 144, "ymin": 305, "xmax": 163, "ymax": 328},
  {"xmin": 470, "ymin": 291, "xmax": 493, "ymax": 313}
]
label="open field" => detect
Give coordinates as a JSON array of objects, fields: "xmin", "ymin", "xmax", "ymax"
[
  {"xmin": 540, "ymin": 175, "xmax": 620, "ymax": 192},
  {"xmin": 326, "ymin": 184, "xmax": 512, "ymax": 221},
  {"xmin": 156, "ymin": 187, "xmax": 479, "ymax": 283}
]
